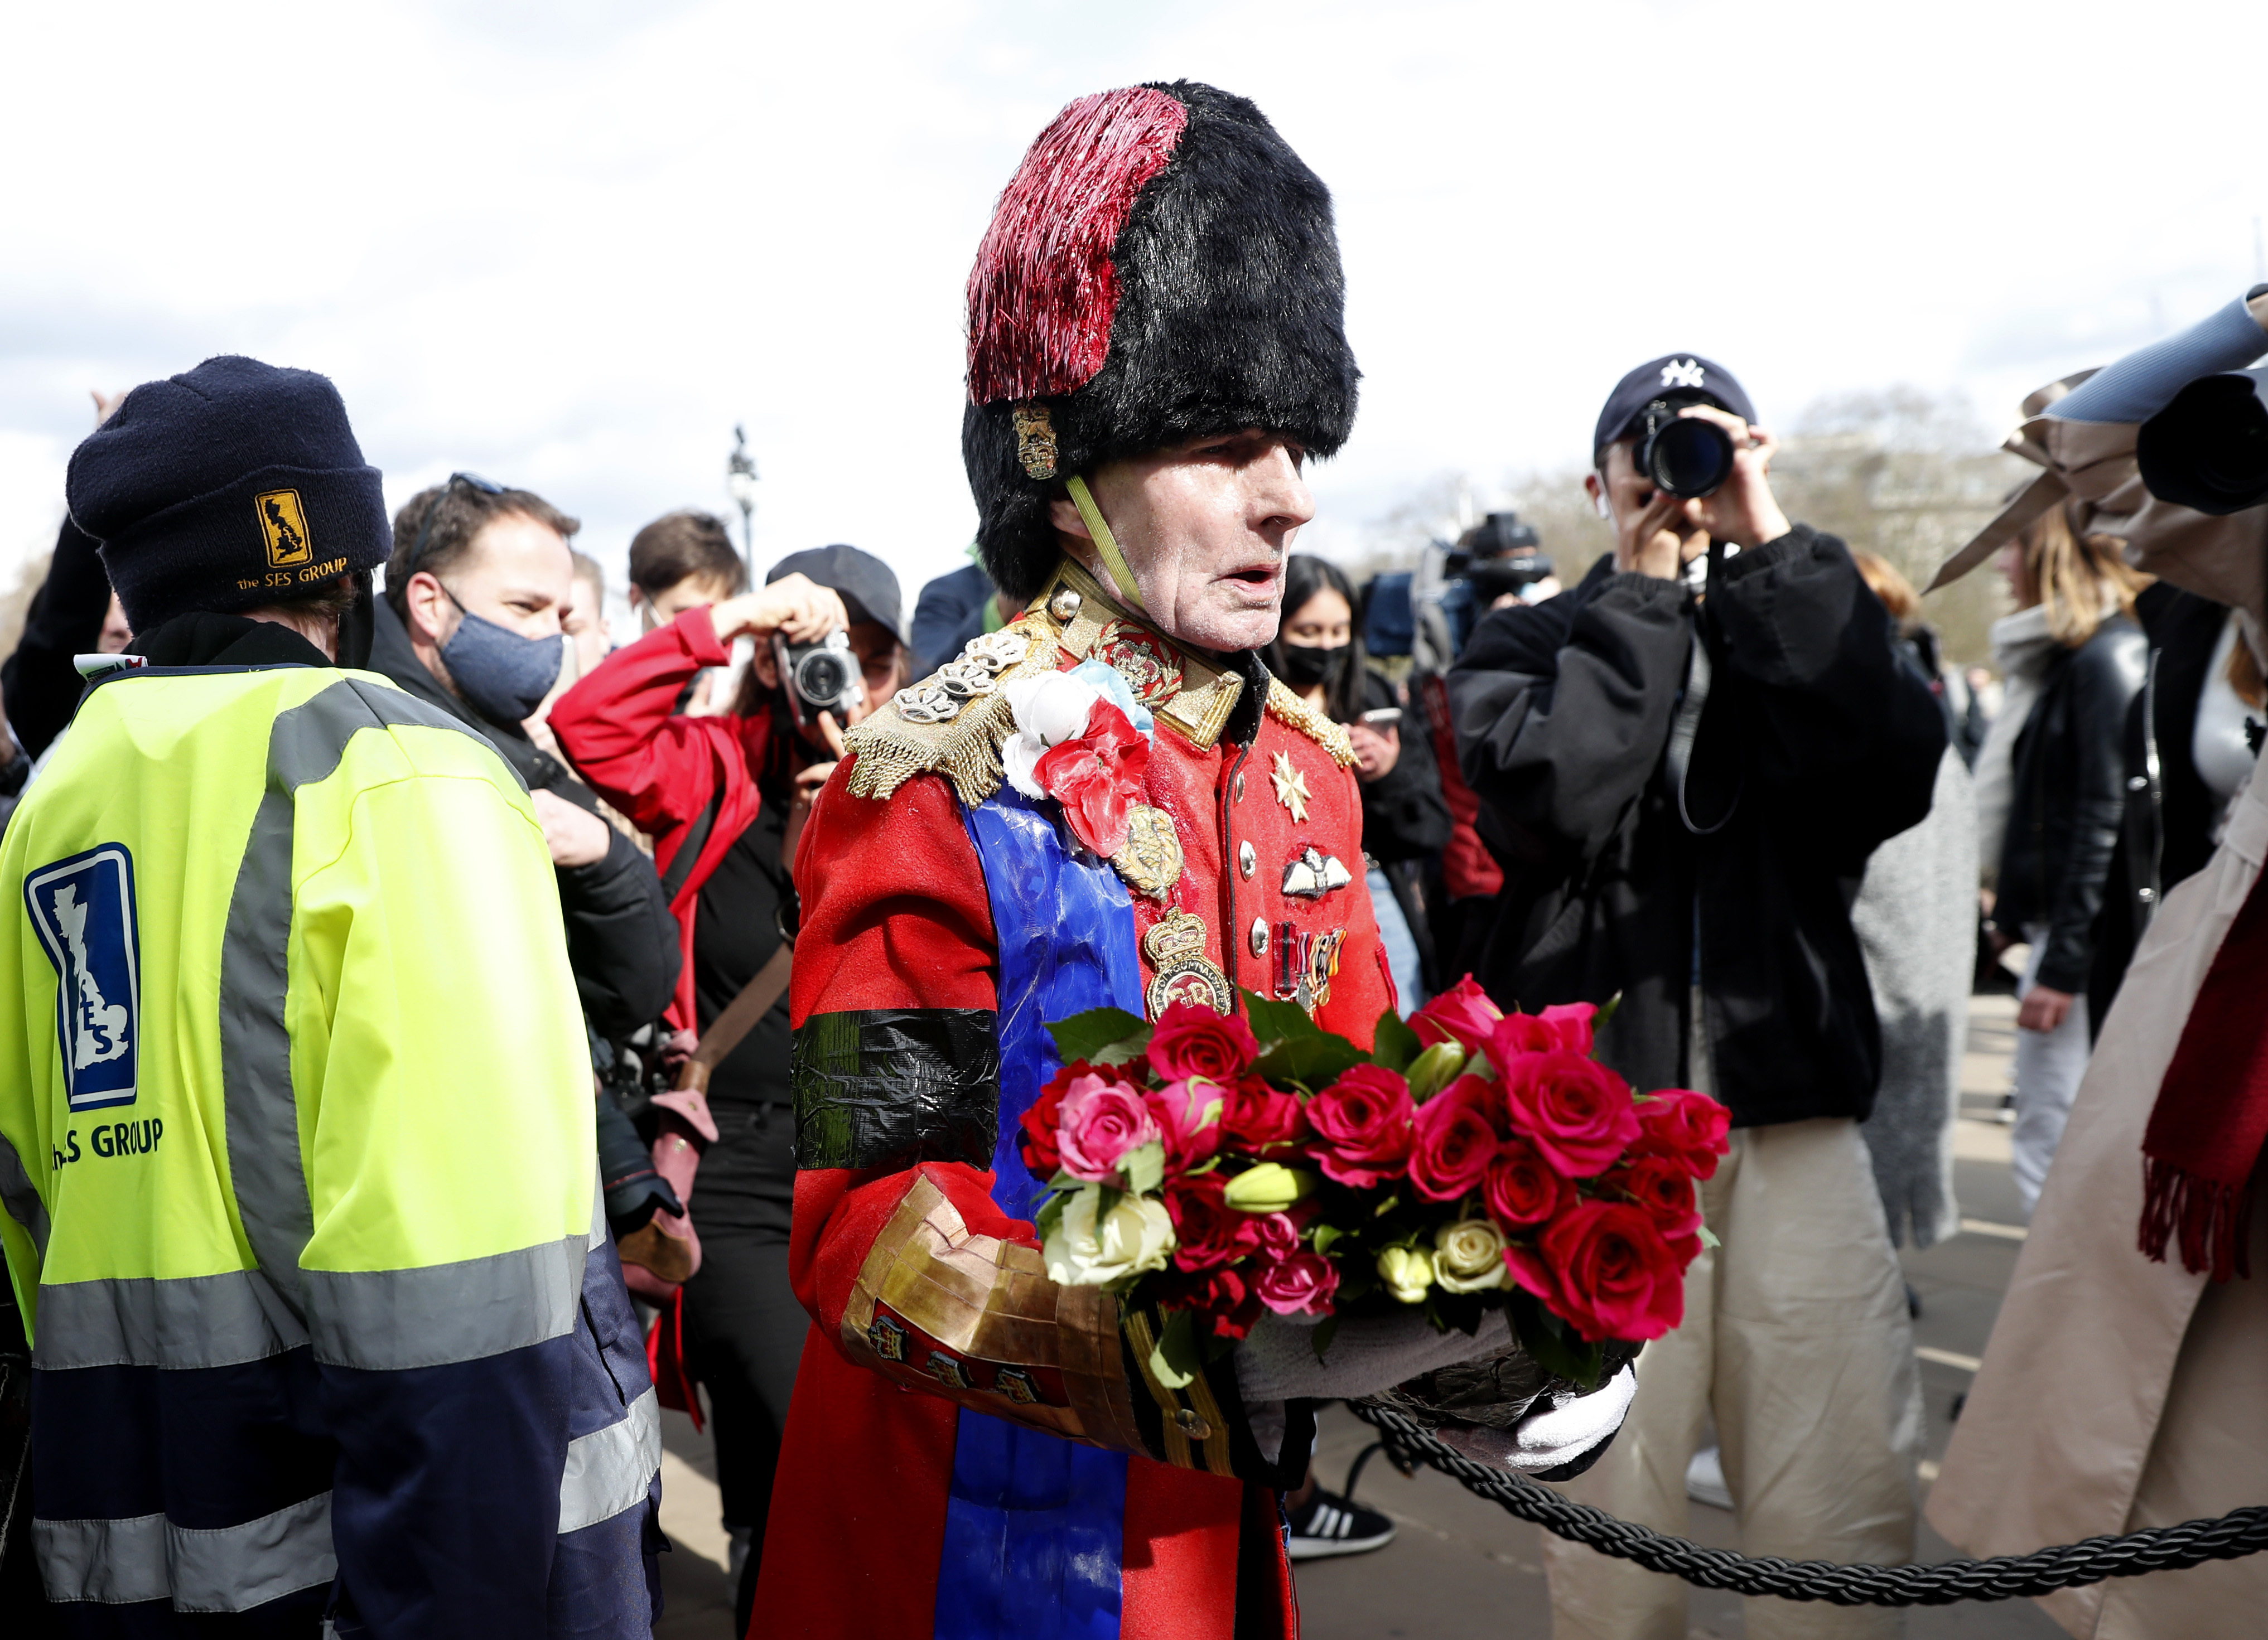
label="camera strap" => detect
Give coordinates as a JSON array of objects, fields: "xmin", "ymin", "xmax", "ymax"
[
  {"xmin": 1066, "ymin": 474, "xmax": 1146, "ymax": 612},
  {"xmin": 1666, "ymin": 545, "xmax": 1739, "ymax": 836}
]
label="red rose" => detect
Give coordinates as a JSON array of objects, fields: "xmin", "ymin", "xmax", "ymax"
[
  {"xmin": 1408, "ymin": 1074, "xmax": 1502, "ymax": 1202},
  {"xmin": 1148, "ymin": 1002, "xmax": 1258, "ymax": 1084},
  {"xmin": 1484, "ymin": 1137, "xmax": 1574, "ymax": 1228},
  {"xmin": 1249, "ymin": 1210, "xmax": 1301, "ymax": 1260},
  {"xmin": 1606, "ymin": 1153, "xmax": 1703, "ymax": 1236},
  {"xmin": 1221, "ymin": 1076, "xmax": 1309, "ymax": 1158},
  {"xmin": 1526, "ymin": 1200, "xmax": 1691, "ymax": 1342},
  {"xmin": 1034, "ymin": 700, "xmax": 1150, "ymax": 857},
  {"xmin": 1146, "ymin": 1078, "xmax": 1225, "ymax": 1171},
  {"xmin": 1255, "ymin": 1250, "xmax": 1340, "ymax": 1317},
  {"xmin": 1498, "ymin": 1049, "xmax": 1642, "ymax": 1178},
  {"xmin": 1305, "ymin": 1064, "xmax": 1416, "ymax": 1188},
  {"xmin": 1020, "ymin": 1059, "xmax": 1137, "ymax": 1177},
  {"xmin": 1633, "ymin": 1090, "xmax": 1731, "ymax": 1179},
  {"xmin": 1156, "ymin": 1264, "xmax": 1263, "ymax": 1340},
  {"xmin": 1165, "ymin": 1174, "xmax": 1258, "ymax": 1271},
  {"xmin": 1490, "ymin": 1002, "xmax": 1598, "ymax": 1060},
  {"xmin": 1410, "ymin": 975, "xmax": 1502, "ymax": 1053}
]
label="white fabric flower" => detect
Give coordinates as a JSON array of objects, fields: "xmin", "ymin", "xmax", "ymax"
[
  {"xmin": 1043, "ymin": 1184, "xmax": 1175, "ymax": 1288},
  {"xmin": 1001, "ymin": 661, "xmax": 1154, "ymax": 800}
]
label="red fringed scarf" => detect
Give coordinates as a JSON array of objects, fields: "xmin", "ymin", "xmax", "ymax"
[{"xmin": 2139, "ymin": 867, "xmax": 2268, "ymax": 1280}]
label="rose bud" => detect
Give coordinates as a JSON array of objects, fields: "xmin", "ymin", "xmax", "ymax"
[
  {"xmin": 1376, "ymin": 1245, "xmax": 1436, "ymax": 1304},
  {"xmin": 1432, "ymin": 1217, "xmax": 1511, "ymax": 1294},
  {"xmin": 1223, "ymin": 1162, "xmax": 1319, "ymax": 1215},
  {"xmin": 1406, "ymin": 1040, "xmax": 1469, "ymax": 1104}
]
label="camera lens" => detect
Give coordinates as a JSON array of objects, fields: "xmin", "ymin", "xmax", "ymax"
[
  {"xmin": 1642, "ymin": 415, "xmax": 1736, "ymax": 499},
  {"xmin": 794, "ymin": 649, "xmax": 855, "ymax": 707},
  {"xmin": 2139, "ymin": 371, "xmax": 2268, "ymax": 516}
]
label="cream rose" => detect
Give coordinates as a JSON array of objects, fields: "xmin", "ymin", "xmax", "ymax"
[
  {"xmin": 1376, "ymin": 1245, "xmax": 1436, "ymax": 1304},
  {"xmin": 1432, "ymin": 1217, "xmax": 1511, "ymax": 1294},
  {"xmin": 1044, "ymin": 1185, "xmax": 1174, "ymax": 1288}
]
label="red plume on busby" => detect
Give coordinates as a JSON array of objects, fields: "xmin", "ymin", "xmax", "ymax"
[{"xmin": 963, "ymin": 81, "xmax": 1360, "ymax": 600}]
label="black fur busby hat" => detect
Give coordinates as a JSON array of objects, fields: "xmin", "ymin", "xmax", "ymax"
[{"xmin": 963, "ymin": 81, "xmax": 1360, "ymax": 601}]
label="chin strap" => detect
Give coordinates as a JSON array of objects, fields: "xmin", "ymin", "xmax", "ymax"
[{"xmin": 1066, "ymin": 474, "xmax": 1145, "ymax": 612}]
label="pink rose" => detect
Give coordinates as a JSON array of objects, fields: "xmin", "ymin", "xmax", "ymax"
[
  {"xmin": 1408, "ymin": 1074, "xmax": 1502, "ymax": 1202},
  {"xmin": 1020, "ymin": 1060, "xmax": 1140, "ymax": 1177},
  {"xmin": 1490, "ymin": 1002, "xmax": 1598, "ymax": 1061},
  {"xmin": 1145, "ymin": 1078, "xmax": 1224, "ymax": 1171},
  {"xmin": 1508, "ymin": 1200, "xmax": 1691, "ymax": 1342},
  {"xmin": 1484, "ymin": 1137, "xmax": 1574, "ymax": 1228},
  {"xmin": 1410, "ymin": 975, "xmax": 1503, "ymax": 1053},
  {"xmin": 1254, "ymin": 1249, "xmax": 1340, "ymax": 1317},
  {"xmin": 1250, "ymin": 1211, "xmax": 1302, "ymax": 1260},
  {"xmin": 1221, "ymin": 1076, "xmax": 1309, "ymax": 1159},
  {"xmin": 1055, "ymin": 1073, "xmax": 1161, "ymax": 1182},
  {"xmin": 1147, "ymin": 1003, "xmax": 1258, "ymax": 1084},
  {"xmin": 1632, "ymin": 1090, "xmax": 1732, "ymax": 1180},
  {"xmin": 1605, "ymin": 1153, "xmax": 1703, "ymax": 1237},
  {"xmin": 1305, "ymin": 1064, "xmax": 1416, "ymax": 1188},
  {"xmin": 1498, "ymin": 1049, "xmax": 1642, "ymax": 1178}
]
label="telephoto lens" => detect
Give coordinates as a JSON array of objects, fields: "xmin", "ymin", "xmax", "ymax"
[
  {"xmin": 2137, "ymin": 368, "xmax": 2268, "ymax": 516},
  {"xmin": 1633, "ymin": 399, "xmax": 1736, "ymax": 499}
]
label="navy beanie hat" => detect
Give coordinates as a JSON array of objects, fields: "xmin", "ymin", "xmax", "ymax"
[{"xmin": 66, "ymin": 356, "xmax": 391, "ymax": 631}]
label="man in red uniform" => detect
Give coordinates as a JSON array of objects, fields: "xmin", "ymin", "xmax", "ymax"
[{"xmin": 758, "ymin": 82, "xmax": 1628, "ymax": 1640}]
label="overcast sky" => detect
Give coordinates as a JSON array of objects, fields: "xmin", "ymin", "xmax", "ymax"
[{"xmin": 3, "ymin": 0, "xmax": 2263, "ymax": 621}]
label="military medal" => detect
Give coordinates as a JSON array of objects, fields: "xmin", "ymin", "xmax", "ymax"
[
  {"xmin": 1109, "ymin": 803, "xmax": 1184, "ymax": 900},
  {"xmin": 1142, "ymin": 909, "xmax": 1232, "ymax": 1018},
  {"xmin": 1269, "ymin": 751, "xmax": 1311, "ymax": 823}
]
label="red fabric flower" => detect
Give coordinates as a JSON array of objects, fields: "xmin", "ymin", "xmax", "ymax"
[
  {"xmin": 1507, "ymin": 1200, "xmax": 1691, "ymax": 1342},
  {"xmin": 1147, "ymin": 1002, "xmax": 1257, "ymax": 1083},
  {"xmin": 1409, "ymin": 975, "xmax": 1502, "ymax": 1053},
  {"xmin": 1020, "ymin": 1058, "xmax": 1138, "ymax": 1177},
  {"xmin": 1632, "ymin": 1089, "xmax": 1732, "ymax": 1179},
  {"xmin": 1498, "ymin": 1049, "xmax": 1642, "ymax": 1178},
  {"xmin": 1605, "ymin": 1153, "xmax": 1704, "ymax": 1237},
  {"xmin": 1490, "ymin": 1002, "xmax": 1598, "ymax": 1060},
  {"xmin": 1222, "ymin": 1076, "xmax": 1310, "ymax": 1158},
  {"xmin": 1408, "ymin": 1074, "xmax": 1502, "ymax": 1202},
  {"xmin": 1255, "ymin": 1250, "xmax": 1340, "ymax": 1317},
  {"xmin": 1165, "ymin": 1174, "xmax": 1258, "ymax": 1271},
  {"xmin": 1146, "ymin": 1078, "xmax": 1225, "ymax": 1171},
  {"xmin": 1484, "ymin": 1136, "xmax": 1574, "ymax": 1228},
  {"xmin": 1305, "ymin": 1063, "xmax": 1417, "ymax": 1188},
  {"xmin": 1034, "ymin": 699, "xmax": 1149, "ymax": 857}
]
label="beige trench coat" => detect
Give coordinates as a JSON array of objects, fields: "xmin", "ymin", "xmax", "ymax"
[{"xmin": 1925, "ymin": 412, "xmax": 2268, "ymax": 1637}]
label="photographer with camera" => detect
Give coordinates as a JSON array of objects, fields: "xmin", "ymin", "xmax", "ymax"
[
  {"xmin": 1448, "ymin": 354, "xmax": 1947, "ymax": 1640},
  {"xmin": 547, "ymin": 541, "xmax": 901, "ymax": 1631}
]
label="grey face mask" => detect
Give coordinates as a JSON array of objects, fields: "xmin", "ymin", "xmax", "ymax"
[{"xmin": 439, "ymin": 584, "xmax": 563, "ymax": 724}]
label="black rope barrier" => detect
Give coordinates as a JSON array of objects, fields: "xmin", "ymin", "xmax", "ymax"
[{"xmin": 1346, "ymin": 1401, "xmax": 2268, "ymax": 1606}]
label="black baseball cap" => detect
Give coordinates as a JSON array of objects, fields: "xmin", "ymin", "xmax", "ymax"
[
  {"xmin": 766, "ymin": 544, "xmax": 902, "ymax": 637},
  {"xmin": 1593, "ymin": 355, "xmax": 1756, "ymax": 463}
]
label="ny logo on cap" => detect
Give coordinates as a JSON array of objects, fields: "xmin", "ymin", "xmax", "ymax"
[
  {"xmin": 1661, "ymin": 359, "xmax": 1706, "ymax": 390},
  {"xmin": 255, "ymin": 490, "xmax": 313, "ymax": 569}
]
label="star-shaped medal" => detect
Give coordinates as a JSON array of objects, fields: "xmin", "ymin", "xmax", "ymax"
[{"xmin": 1270, "ymin": 751, "xmax": 1311, "ymax": 824}]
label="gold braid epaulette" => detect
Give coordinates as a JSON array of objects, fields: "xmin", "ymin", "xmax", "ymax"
[
  {"xmin": 1265, "ymin": 677, "xmax": 1358, "ymax": 767},
  {"xmin": 842, "ymin": 616, "xmax": 1063, "ymax": 806}
]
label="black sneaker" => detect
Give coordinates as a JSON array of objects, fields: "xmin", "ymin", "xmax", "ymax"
[{"xmin": 1285, "ymin": 1488, "xmax": 1396, "ymax": 1560}]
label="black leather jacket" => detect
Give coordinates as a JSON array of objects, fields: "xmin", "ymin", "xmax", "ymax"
[{"xmin": 1995, "ymin": 613, "xmax": 2148, "ymax": 994}]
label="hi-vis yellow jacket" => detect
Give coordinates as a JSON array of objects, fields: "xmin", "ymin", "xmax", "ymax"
[{"xmin": 0, "ymin": 663, "xmax": 659, "ymax": 1636}]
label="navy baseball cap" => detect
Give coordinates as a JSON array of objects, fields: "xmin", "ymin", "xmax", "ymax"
[
  {"xmin": 767, "ymin": 544, "xmax": 903, "ymax": 637},
  {"xmin": 1593, "ymin": 355, "xmax": 1755, "ymax": 463}
]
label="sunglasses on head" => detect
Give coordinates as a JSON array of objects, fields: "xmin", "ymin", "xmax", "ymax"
[{"xmin": 403, "ymin": 471, "xmax": 510, "ymax": 580}]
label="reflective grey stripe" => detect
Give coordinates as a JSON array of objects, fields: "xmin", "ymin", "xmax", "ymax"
[
  {"xmin": 36, "ymin": 1491, "xmax": 334, "ymax": 1610},
  {"xmin": 216, "ymin": 679, "xmax": 528, "ymax": 1333},
  {"xmin": 32, "ymin": 1268, "xmax": 306, "ymax": 1371},
  {"xmin": 558, "ymin": 1387, "xmax": 660, "ymax": 1535},
  {"xmin": 302, "ymin": 1232, "xmax": 586, "ymax": 1371},
  {"xmin": 0, "ymin": 1129, "xmax": 49, "ymax": 1256}
]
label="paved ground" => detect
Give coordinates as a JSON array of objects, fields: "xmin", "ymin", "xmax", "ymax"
[{"xmin": 657, "ymin": 993, "xmax": 2066, "ymax": 1639}]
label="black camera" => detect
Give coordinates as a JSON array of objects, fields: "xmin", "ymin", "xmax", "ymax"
[
  {"xmin": 2137, "ymin": 368, "xmax": 2268, "ymax": 516},
  {"xmin": 1632, "ymin": 398, "xmax": 1735, "ymax": 499},
  {"xmin": 773, "ymin": 630, "xmax": 862, "ymax": 727},
  {"xmin": 1453, "ymin": 512, "xmax": 1553, "ymax": 606}
]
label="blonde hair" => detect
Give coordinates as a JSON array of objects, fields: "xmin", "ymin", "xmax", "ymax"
[
  {"xmin": 2017, "ymin": 501, "xmax": 2148, "ymax": 649},
  {"xmin": 1851, "ymin": 550, "xmax": 1920, "ymax": 632}
]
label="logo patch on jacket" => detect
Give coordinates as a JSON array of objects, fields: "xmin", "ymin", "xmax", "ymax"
[
  {"xmin": 25, "ymin": 845, "xmax": 141, "ymax": 1111},
  {"xmin": 255, "ymin": 488, "xmax": 313, "ymax": 568}
]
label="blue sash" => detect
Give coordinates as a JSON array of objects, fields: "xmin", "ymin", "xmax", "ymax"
[{"xmin": 934, "ymin": 786, "xmax": 1143, "ymax": 1640}]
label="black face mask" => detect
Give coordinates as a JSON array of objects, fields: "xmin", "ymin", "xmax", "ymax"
[{"xmin": 1277, "ymin": 642, "xmax": 1350, "ymax": 689}]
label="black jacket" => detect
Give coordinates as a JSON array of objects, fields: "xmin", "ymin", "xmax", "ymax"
[
  {"xmin": 1446, "ymin": 529, "xmax": 1946, "ymax": 1126},
  {"xmin": 1355, "ymin": 669, "xmax": 1453, "ymax": 865},
  {"xmin": 2, "ymin": 519, "xmax": 114, "ymax": 762},
  {"xmin": 1994, "ymin": 612, "xmax": 2146, "ymax": 997},
  {"xmin": 368, "ymin": 600, "xmax": 681, "ymax": 1038}
]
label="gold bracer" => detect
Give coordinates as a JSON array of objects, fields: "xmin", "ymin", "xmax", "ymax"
[{"xmin": 842, "ymin": 1175, "xmax": 1148, "ymax": 1453}]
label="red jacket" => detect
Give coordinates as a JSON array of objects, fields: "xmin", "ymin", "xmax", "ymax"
[{"xmin": 548, "ymin": 607, "xmax": 776, "ymax": 1031}]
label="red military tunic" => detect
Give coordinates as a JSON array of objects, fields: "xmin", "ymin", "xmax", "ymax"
[{"xmin": 754, "ymin": 561, "xmax": 1392, "ymax": 1639}]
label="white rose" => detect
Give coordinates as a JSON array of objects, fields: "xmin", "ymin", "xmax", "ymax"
[
  {"xmin": 1433, "ymin": 1217, "xmax": 1510, "ymax": 1294},
  {"xmin": 1003, "ymin": 672, "xmax": 1106, "ymax": 799},
  {"xmin": 1043, "ymin": 1185, "xmax": 1175, "ymax": 1288}
]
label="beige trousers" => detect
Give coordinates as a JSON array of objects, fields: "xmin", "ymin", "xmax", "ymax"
[{"xmin": 1542, "ymin": 1116, "xmax": 1924, "ymax": 1640}]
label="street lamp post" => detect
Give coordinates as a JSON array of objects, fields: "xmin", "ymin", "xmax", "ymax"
[{"xmin": 726, "ymin": 425, "xmax": 759, "ymax": 587}]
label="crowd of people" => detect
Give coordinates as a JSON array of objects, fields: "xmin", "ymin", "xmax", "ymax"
[{"xmin": 2, "ymin": 74, "xmax": 2266, "ymax": 1640}]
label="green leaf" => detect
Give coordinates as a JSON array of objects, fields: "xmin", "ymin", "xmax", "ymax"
[
  {"xmin": 1240, "ymin": 989, "xmax": 1320, "ymax": 1046},
  {"xmin": 1121, "ymin": 1140, "xmax": 1165, "ymax": 1197},
  {"xmin": 1253, "ymin": 1033, "xmax": 1368, "ymax": 1090},
  {"xmin": 1310, "ymin": 1223, "xmax": 1343, "ymax": 1256},
  {"xmin": 1309, "ymin": 1315, "xmax": 1342, "ymax": 1362},
  {"xmin": 1370, "ymin": 1008, "xmax": 1422, "ymax": 1073},
  {"xmin": 1372, "ymin": 1193, "xmax": 1400, "ymax": 1218},
  {"xmin": 1034, "ymin": 1191, "xmax": 1069, "ymax": 1244},
  {"xmin": 1507, "ymin": 1289, "xmax": 1605, "ymax": 1391},
  {"xmin": 1046, "ymin": 1007, "xmax": 1154, "ymax": 1067},
  {"xmin": 1697, "ymin": 1221, "xmax": 1721, "ymax": 1251},
  {"xmin": 1148, "ymin": 1306, "xmax": 1201, "ymax": 1389},
  {"xmin": 1594, "ymin": 991, "xmax": 1623, "ymax": 1031}
]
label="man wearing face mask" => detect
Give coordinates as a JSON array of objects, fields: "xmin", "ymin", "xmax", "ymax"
[{"xmin": 369, "ymin": 478, "xmax": 683, "ymax": 1232}]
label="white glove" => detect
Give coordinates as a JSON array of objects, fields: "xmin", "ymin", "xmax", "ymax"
[
  {"xmin": 1432, "ymin": 1364, "xmax": 1636, "ymax": 1474},
  {"xmin": 1233, "ymin": 1308, "xmax": 1515, "ymax": 1405}
]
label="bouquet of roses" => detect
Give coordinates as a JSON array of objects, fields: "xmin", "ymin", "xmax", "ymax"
[{"xmin": 1024, "ymin": 978, "xmax": 1730, "ymax": 1390}]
